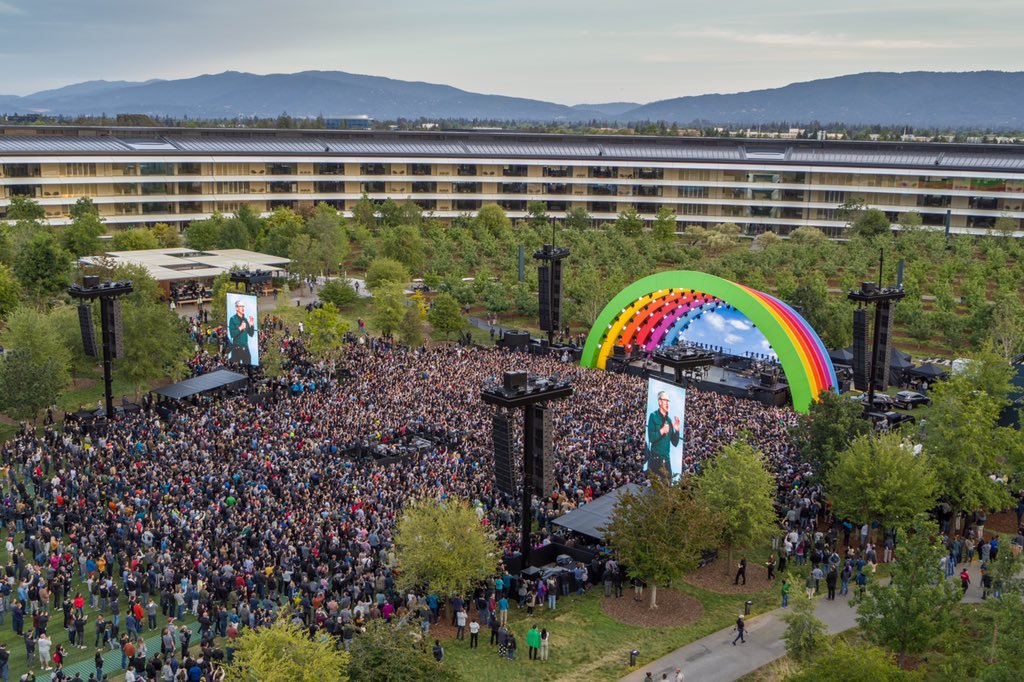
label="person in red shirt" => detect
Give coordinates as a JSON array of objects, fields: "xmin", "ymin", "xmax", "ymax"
[{"xmin": 959, "ymin": 568, "xmax": 971, "ymax": 594}]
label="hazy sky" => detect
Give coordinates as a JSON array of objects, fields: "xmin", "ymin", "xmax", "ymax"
[{"xmin": 1, "ymin": 0, "xmax": 1020, "ymax": 103}]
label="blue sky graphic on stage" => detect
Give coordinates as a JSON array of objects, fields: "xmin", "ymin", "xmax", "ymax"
[{"xmin": 676, "ymin": 306, "xmax": 777, "ymax": 360}]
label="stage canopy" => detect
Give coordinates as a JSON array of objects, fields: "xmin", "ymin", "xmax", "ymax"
[
  {"xmin": 153, "ymin": 369, "xmax": 247, "ymax": 401},
  {"xmin": 551, "ymin": 483, "xmax": 641, "ymax": 542},
  {"xmin": 581, "ymin": 271, "xmax": 838, "ymax": 413}
]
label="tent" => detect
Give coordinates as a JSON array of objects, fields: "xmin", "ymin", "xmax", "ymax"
[
  {"xmin": 906, "ymin": 363, "xmax": 948, "ymax": 380},
  {"xmin": 828, "ymin": 347, "xmax": 854, "ymax": 365},
  {"xmin": 153, "ymin": 369, "xmax": 247, "ymax": 401},
  {"xmin": 551, "ymin": 483, "xmax": 641, "ymax": 542}
]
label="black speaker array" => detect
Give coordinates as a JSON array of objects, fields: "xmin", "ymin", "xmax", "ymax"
[
  {"xmin": 874, "ymin": 302, "xmax": 894, "ymax": 392},
  {"xmin": 103, "ymin": 298, "xmax": 125, "ymax": 360},
  {"xmin": 77, "ymin": 304, "xmax": 98, "ymax": 358},
  {"xmin": 530, "ymin": 405, "xmax": 554, "ymax": 495},
  {"xmin": 492, "ymin": 412, "xmax": 515, "ymax": 496},
  {"xmin": 537, "ymin": 260, "xmax": 564, "ymax": 333},
  {"xmin": 852, "ymin": 308, "xmax": 869, "ymax": 391}
]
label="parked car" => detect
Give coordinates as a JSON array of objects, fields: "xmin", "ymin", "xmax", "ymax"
[
  {"xmin": 892, "ymin": 390, "xmax": 931, "ymax": 409},
  {"xmin": 866, "ymin": 411, "xmax": 916, "ymax": 430},
  {"xmin": 851, "ymin": 393, "xmax": 898, "ymax": 409}
]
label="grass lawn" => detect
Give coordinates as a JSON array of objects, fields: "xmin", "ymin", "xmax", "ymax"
[{"xmin": 441, "ymin": 578, "xmax": 777, "ymax": 682}]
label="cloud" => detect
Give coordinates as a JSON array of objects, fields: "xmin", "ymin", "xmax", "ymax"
[
  {"xmin": 654, "ymin": 27, "xmax": 968, "ymax": 51},
  {"xmin": 704, "ymin": 311, "xmax": 726, "ymax": 331},
  {"xmin": 728, "ymin": 318, "xmax": 752, "ymax": 331},
  {"xmin": 724, "ymin": 333, "xmax": 742, "ymax": 345},
  {"xmin": 0, "ymin": 1, "xmax": 23, "ymax": 14}
]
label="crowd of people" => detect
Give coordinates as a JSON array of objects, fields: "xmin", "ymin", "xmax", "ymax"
[{"xmin": 0, "ymin": 318, "xmax": 812, "ymax": 680}]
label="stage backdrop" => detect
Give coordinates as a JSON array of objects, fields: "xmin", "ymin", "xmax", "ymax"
[
  {"xmin": 226, "ymin": 292, "xmax": 259, "ymax": 366},
  {"xmin": 644, "ymin": 378, "xmax": 686, "ymax": 480},
  {"xmin": 580, "ymin": 271, "xmax": 838, "ymax": 413}
]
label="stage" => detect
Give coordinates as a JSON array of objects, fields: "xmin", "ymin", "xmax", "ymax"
[{"xmin": 607, "ymin": 355, "xmax": 791, "ymax": 408}]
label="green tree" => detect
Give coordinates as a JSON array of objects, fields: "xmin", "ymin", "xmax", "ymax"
[
  {"xmin": 399, "ymin": 303, "xmax": 424, "ymax": 346},
  {"xmin": 150, "ymin": 222, "xmax": 181, "ymax": 248},
  {"xmin": 851, "ymin": 208, "xmax": 892, "ymax": 238},
  {"xmin": 979, "ymin": 569, "xmax": 1024, "ymax": 681},
  {"xmin": 378, "ymin": 198, "xmax": 406, "ymax": 229},
  {"xmin": 304, "ymin": 203, "xmax": 349, "ymax": 273},
  {"xmin": 787, "ymin": 639, "xmax": 921, "ymax": 682},
  {"xmin": 615, "ymin": 206, "xmax": 644, "ymax": 237},
  {"xmin": 526, "ymin": 201, "xmax": 550, "ymax": 230},
  {"xmin": 6, "ymin": 195, "xmax": 45, "ymax": 220},
  {"xmin": 472, "ymin": 204, "xmax": 511, "ymax": 240},
  {"xmin": 371, "ymin": 283, "xmax": 407, "ymax": 337},
  {"xmin": 993, "ymin": 215, "xmax": 1018, "ymax": 239},
  {"xmin": 788, "ymin": 226, "xmax": 827, "ymax": 245},
  {"xmin": 116, "ymin": 299, "xmax": 192, "ymax": 396},
  {"xmin": 827, "ymin": 432, "xmax": 938, "ymax": 533},
  {"xmin": 791, "ymin": 390, "xmax": 871, "ymax": 476},
  {"xmin": 218, "ymin": 217, "xmax": 252, "ymax": 249},
  {"xmin": 394, "ymin": 497, "xmax": 500, "ymax": 597},
  {"xmin": 780, "ymin": 578, "xmax": 828, "ymax": 662},
  {"xmin": 347, "ymin": 620, "xmax": 459, "ymax": 682},
  {"xmin": 61, "ymin": 202, "xmax": 106, "ymax": 257},
  {"xmin": 364, "ymin": 258, "xmax": 410, "ymax": 291},
  {"xmin": 305, "ymin": 303, "xmax": 349, "ymax": 357},
  {"xmin": 288, "ymin": 234, "xmax": 320, "ymax": 279},
  {"xmin": 696, "ymin": 441, "xmax": 778, "ymax": 571},
  {"xmin": 14, "ymin": 231, "xmax": 72, "ymax": 299},
  {"xmin": 184, "ymin": 214, "xmax": 225, "ymax": 250},
  {"xmin": 651, "ymin": 206, "xmax": 676, "ymax": 242},
  {"xmin": 0, "ymin": 263, "xmax": 22, "ymax": 320},
  {"xmin": 855, "ymin": 519, "xmax": 961, "ymax": 656},
  {"xmin": 0, "ymin": 306, "xmax": 72, "ymax": 420},
  {"xmin": 923, "ymin": 351, "xmax": 1017, "ymax": 516},
  {"xmin": 110, "ymin": 227, "xmax": 159, "ymax": 251},
  {"xmin": 380, "ymin": 225, "xmax": 426, "ymax": 274},
  {"xmin": 564, "ymin": 206, "xmax": 592, "ymax": 230},
  {"xmin": 225, "ymin": 617, "xmax": 349, "ymax": 682},
  {"xmin": 603, "ymin": 477, "xmax": 723, "ymax": 609},
  {"xmin": 351, "ymin": 193, "xmax": 377, "ymax": 230},
  {"xmin": 318, "ymin": 278, "xmax": 359, "ymax": 309},
  {"xmin": 258, "ymin": 206, "xmax": 304, "ymax": 257},
  {"xmin": 427, "ymin": 292, "xmax": 467, "ymax": 340}
]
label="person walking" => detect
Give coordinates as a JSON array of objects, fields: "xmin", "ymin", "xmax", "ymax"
[
  {"xmin": 826, "ymin": 567, "xmax": 838, "ymax": 601},
  {"xmin": 959, "ymin": 567, "xmax": 971, "ymax": 594},
  {"xmin": 732, "ymin": 615, "xmax": 746, "ymax": 645}
]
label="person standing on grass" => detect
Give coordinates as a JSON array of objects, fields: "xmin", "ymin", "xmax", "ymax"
[
  {"xmin": 36, "ymin": 633, "xmax": 51, "ymax": 670},
  {"xmin": 468, "ymin": 619, "xmax": 479, "ymax": 648},
  {"xmin": 539, "ymin": 628, "xmax": 549, "ymax": 661},
  {"xmin": 781, "ymin": 578, "xmax": 790, "ymax": 608},
  {"xmin": 527, "ymin": 624, "xmax": 540, "ymax": 660},
  {"xmin": 734, "ymin": 556, "xmax": 747, "ymax": 585}
]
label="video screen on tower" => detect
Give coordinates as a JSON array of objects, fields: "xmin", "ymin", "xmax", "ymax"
[
  {"xmin": 644, "ymin": 378, "xmax": 686, "ymax": 480},
  {"xmin": 226, "ymin": 292, "xmax": 259, "ymax": 366}
]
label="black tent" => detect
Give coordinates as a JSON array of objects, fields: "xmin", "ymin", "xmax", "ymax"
[
  {"xmin": 551, "ymin": 483, "xmax": 641, "ymax": 542},
  {"xmin": 906, "ymin": 363, "xmax": 948, "ymax": 380},
  {"xmin": 153, "ymin": 369, "xmax": 247, "ymax": 401},
  {"xmin": 828, "ymin": 347, "xmax": 854, "ymax": 365}
]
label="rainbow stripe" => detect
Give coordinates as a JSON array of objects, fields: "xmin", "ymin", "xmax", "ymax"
[{"xmin": 581, "ymin": 271, "xmax": 838, "ymax": 413}]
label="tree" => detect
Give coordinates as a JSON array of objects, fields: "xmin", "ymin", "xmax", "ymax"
[
  {"xmin": 780, "ymin": 578, "xmax": 828, "ymax": 662},
  {"xmin": 116, "ymin": 300, "xmax": 192, "ymax": 397},
  {"xmin": 14, "ymin": 231, "xmax": 72, "ymax": 299},
  {"xmin": 258, "ymin": 207, "xmax": 303, "ymax": 257},
  {"xmin": 218, "ymin": 217, "xmax": 252, "ymax": 249},
  {"xmin": 993, "ymin": 215, "xmax": 1018, "ymax": 239},
  {"xmin": 399, "ymin": 303, "xmax": 424, "ymax": 346},
  {"xmin": 615, "ymin": 207, "xmax": 644, "ymax": 237},
  {"xmin": 696, "ymin": 441, "xmax": 778, "ymax": 572},
  {"xmin": 380, "ymin": 225, "xmax": 426, "ymax": 274},
  {"xmin": 61, "ymin": 202, "xmax": 106, "ymax": 257},
  {"xmin": 851, "ymin": 208, "xmax": 892, "ymax": 238},
  {"xmin": 184, "ymin": 214, "xmax": 225, "ymax": 250},
  {"xmin": 787, "ymin": 639, "xmax": 921, "ymax": 682},
  {"xmin": 371, "ymin": 283, "xmax": 407, "ymax": 337},
  {"xmin": 351, "ymin": 193, "xmax": 377, "ymax": 230},
  {"xmin": 305, "ymin": 303, "xmax": 349, "ymax": 357},
  {"xmin": 923, "ymin": 351, "xmax": 1018, "ymax": 516},
  {"xmin": 791, "ymin": 390, "xmax": 871, "ymax": 476},
  {"xmin": 788, "ymin": 226, "xmax": 826, "ymax": 245},
  {"xmin": 225, "ymin": 617, "xmax": 349, "ymax": 682},
  {"xmin": 288, "ymin": 234, "xmax": 320, "ymax": 279},
  {"xmin": 0, "ymin": 306, "xmax": 72, "ymax": 420},
  {"xmin": 304, "ymin": 203, "xmax": 349, "ymax": 273},
  {"xmin": 6, "ymin": 195, "xmax": 45, "ymax": 220},
  {"xmin": 603, "ymin": 477, "xmax": 723, "ymax": 609},
  {"xmin": 855, "ymin": 519, "xmax": 961, "ymax": 657},
  {"xmin": 364, "ymin": 258, "xmax": 410, "ymax": 292},
  {"xmin": 827, "ymin": 432, "xmax": 938, "ymax": 534},
  {"xmin": 0, "ymin": 263, "xmax": 21, "ymax": 320},
  {"xmin": 978, "ymin": 563, "xmax": 1024, "ymax": 681},
  {"xmin": 318, "ymin": 279, "xmax": 359, "ymax": 309},
  {"xmin": 526, "ymin": 201, "xmax": 550, "ymax": 230},
  {"xmin": 564, "ymin": 206, "xmax": 592, "ymax": 230},
  {"xmin": 347, "ymin": 621, "xmax": 459, "ymax": 682},
  {"xmin": 110, "ymin": 227, "xmax": 159, "ymax": 251},
  {"xmin": 427, "ymin": 292, "xmax": 467, "ymax": 340},
  {"xmin": 472, "ymin": 204, "xmax": 511, "ymax": 240},
  {"xmin": 394, "ymin": 497, "xmax": 500, "ymax": 597},
  {"xmin": 150, "ymin": 222, "xmax": 181, "ymax": 248},
  {"xmin": 651, "ymin": 206, "xmax": 676, "ymax": 242}
]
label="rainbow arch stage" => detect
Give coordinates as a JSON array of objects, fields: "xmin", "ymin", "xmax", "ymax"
[{"xmin": 580, "ymin": 271, "xmax": 838, "ymax": 413}]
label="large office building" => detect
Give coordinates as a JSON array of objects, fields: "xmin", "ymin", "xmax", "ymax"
[{"xmin": 1, "ymin": 125, "xmax": 1022, "ymax": 237}]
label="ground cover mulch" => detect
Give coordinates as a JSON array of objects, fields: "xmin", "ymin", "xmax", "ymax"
[
  {"xmin": 683, "ymin": 558, "xmax": 776, "ymax": 595},
  {"xmin": 601, "ymin": 589, "xmax": 704, "ymax": 628},
  {"xmin": 988, "ymin": 510, "xmax": 1021, "ymax": 534}
]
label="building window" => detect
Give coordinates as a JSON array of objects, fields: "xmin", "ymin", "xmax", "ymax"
[
  {"xmin": 589, "ymin": 166, "xmax": 617, "ymax": 179},
  {"xmin": 410, "ymin": 163, "xmax": 432, "ymax": 176},
  {"xmin": 681, "ymin": 204, "xmax": 708, "ymax": 216},
  {"xmin": 412, "ymin": 182, "xmax": 437, "ymax": 193},
  {"xmin": 217, "ymin": 181, "xmax": 250, "ymax": 194},
  {"xmin": 589, "ymin": 184, "xmax": 617, "ymax": 196},
  {"xmin": 824, "ymin": 190, "xmax": 845, "ymax": 204},
  {"xmin": 268, "ymin": 181, "xmax": 296, "ymax": 193},
  {"xmin": 453, "ymin": 182, "xmax": 479, "ymax": 194},
  {"xmin": 637, "ymin": 168, "xmax": 663, "ymax": 180},
  {"xmin": 499, "ymin": 199, "xmax": 526, "ymax": 211},
  {"xmin": 361, "ymin": 163, "xmax": 387, "ymax": 175},
  {"xmin": 543, "ymin": 183, "xmax": 567, "ymax": 195},
  {"xmin": 501, "ymin": 183, "xmax": 527, "ymax": 194},
  {"xmin": 546, "ymin": 201, "xmax": 567, "ymax": 212},
  {"xmin": 502, "ymin": 165, "xmax": 528, "ymax": 177},
  {"xmin": 543, "ymin": 166, "xmax": 570, "ymax": 177},
  {"xmin": 316, "ymin": 163, "xmax": 345, "ymax": 175},
  {"xmin": 177, "ymin": 162, "xmax": 202, "ymax": 176},
  {"xmin": 360, "ymin": 181, "xmax": 385, "ymax": 193},
  {"xmin": 314, "ymin": 181, "xmax": 344, "ymax": 193},
  {"xmin": 139, "ymin": 163, "xmax": 170, "ymax": 176},
  {"xmin": 679, "ymin": 186, "xmax": 707, "ymax": 199},
  {"xmin": 918, "ymin": 195, "xmax": 951, "ymax": 208},
  {"xmin": 1, "ymin": 164, "xmax": 41, "ymax": 178},
  {"xmin": 635, "ymin": 202, "xmax": 659, "ymax": 213},
  {"xmin": 456, "ymin": 164, "xmax": 477, "ymax": 177},
  {"xmin": 453, "ymin": 199, "xmax": 480, "ymax": 211},
  {"xmin": 141, "ymin": 182, "xmax": 169, "ymax": 196},
  {"xmin": 589, "ymin": 201, "xmax": 616, "ymax": 213},
  {"xmin": 63, "ymin": 163, "xmax": 96, "ymax": 177},
  {"xmin": 414, "ymin": 199, "xmax": 437, "ymax": 210}
]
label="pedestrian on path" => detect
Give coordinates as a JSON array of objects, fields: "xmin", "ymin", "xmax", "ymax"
[
  {"xmin": 959, "ymin": 567, "xmax": 971, "ymax": 594},
  {"xmin": 732, "ymin": 615, "xmax": 746, "ymax": 645}
]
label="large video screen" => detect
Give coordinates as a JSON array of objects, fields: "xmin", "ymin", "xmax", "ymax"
[
  {"xmin": 226, "ymin": 292, "xmax": 259, "ymax": 366},
  {"xmin": 644, "ymin": 378, "xmax": 686, "ymax": 480}
]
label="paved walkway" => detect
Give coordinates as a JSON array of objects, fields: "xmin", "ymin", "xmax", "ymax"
[{"xmin": 620, "ymin": 563, "xmax": 993, "ymax": 682}]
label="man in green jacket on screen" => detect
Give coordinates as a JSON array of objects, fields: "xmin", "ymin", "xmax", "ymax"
[
  {"xmin": 646, "ymin": 391, "xmax": 680, "ymax": 479},
  {"xmin": 227, "ymin": 298, "xmax": 255, "ymax": 365}
]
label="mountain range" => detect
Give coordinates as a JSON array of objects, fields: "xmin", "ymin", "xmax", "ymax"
[{"xmin": 1, "ymin": 70, "xmax": 1022, "ymax": 129}]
